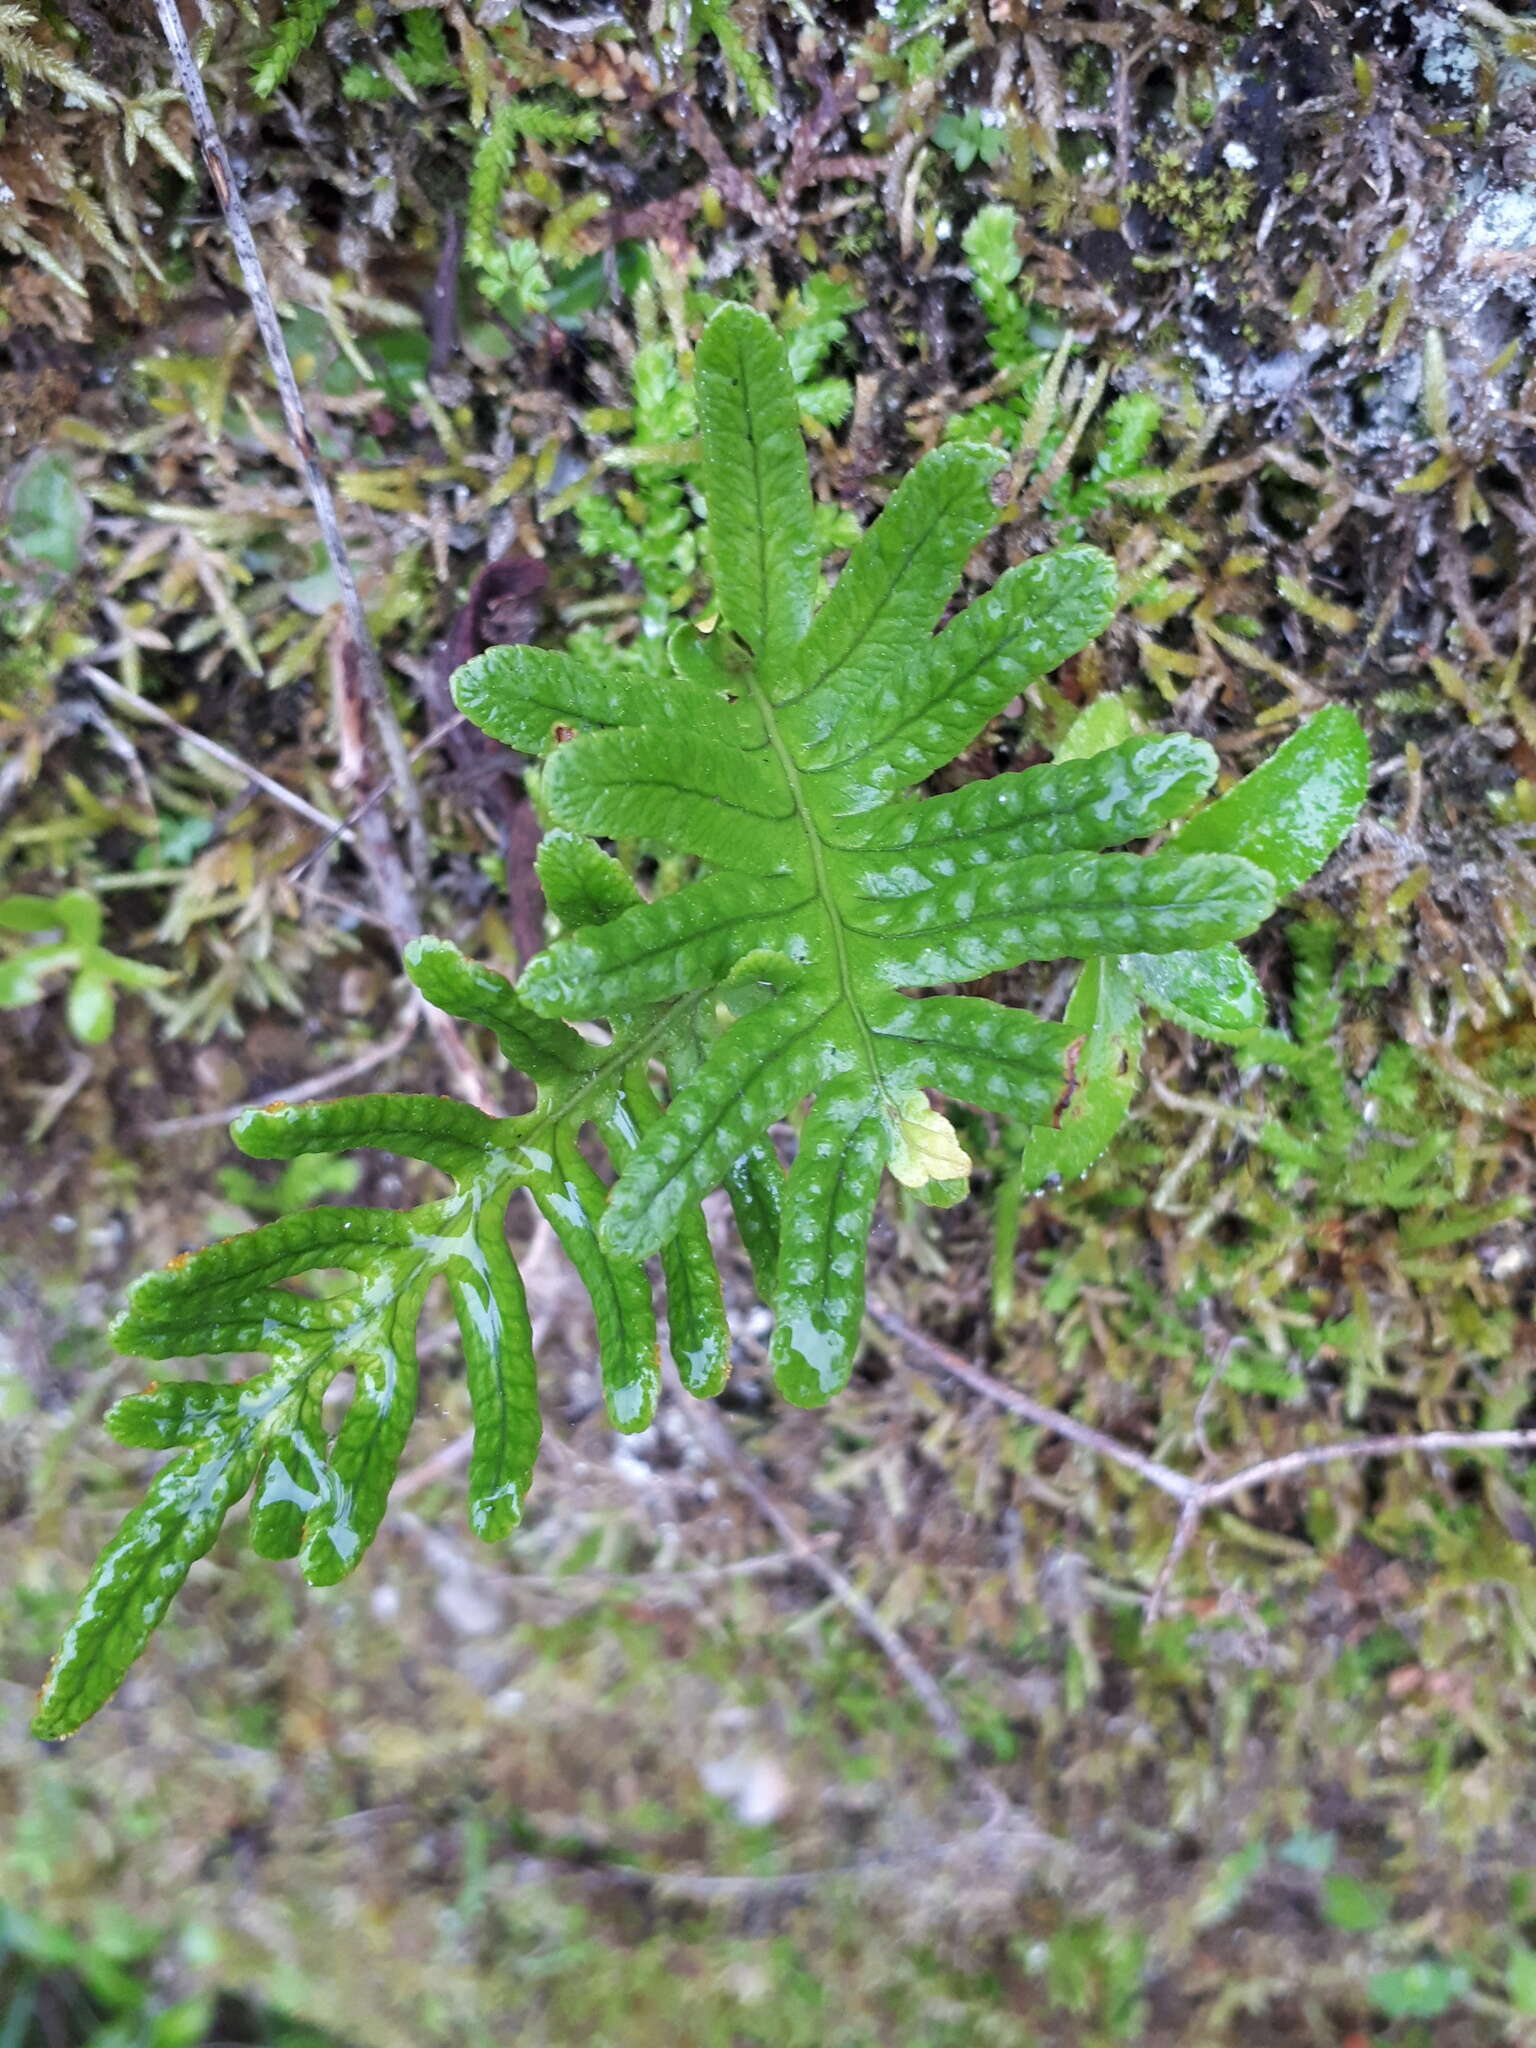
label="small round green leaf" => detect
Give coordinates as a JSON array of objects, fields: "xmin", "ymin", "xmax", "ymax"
[{"xmin": 66, "ymin": 969, "xmax": 115, "ymax": 1046}]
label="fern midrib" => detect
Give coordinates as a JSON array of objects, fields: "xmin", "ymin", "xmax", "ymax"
[
  {"xmin": 747, "ymin": 676, "xmax": 894, "ymax": 1116},
  {"xmin": 503, "ymin": 993, "xmax": 702, "ymax": 1165},
  {"xmin": 716, "ymin": 329, "xmax": 865, "ymax": 1051}
]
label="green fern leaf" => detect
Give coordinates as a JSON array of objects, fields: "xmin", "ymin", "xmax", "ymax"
[
  {"xmin": 458, "ymin": 306, "xmax": 1280, "ymax": 1407},
  {"xmin": 995, "ymin": 696, "xmax": 1369, "ymax": 1301},
  {"xmin": 33, "ymin": 919, "xmax": 735, "ymax": 1738},
  {"xmin": 1014, "ymin": 956, "xmax": 1143, "ymax": 1195},
  {"xmin": 1172, "ymin": 704, "xmax": 1370, "ymax": 896},
  {"xmin": 695, "ymin": 303, "xmax": 820, "ymax": 671},
  {"xmin": 252, "ymin": 0, "xmax": 343, "ymax": 98},
  {"xmin": 45, "ymin": 315, "xmax": 1375, "ymax": 1735},
  {"xmin": 1121, "ymin": 943, "xmax": 1267, "ymax": 1038},
  {"xmin": 466, "ymin": 94, "xmax": 600, "ymax": 284}
]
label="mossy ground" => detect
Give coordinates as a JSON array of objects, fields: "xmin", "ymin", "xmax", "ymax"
[{"xmin": 4, "ymin": 2, "xmax": 1536, "ymax": 2041}]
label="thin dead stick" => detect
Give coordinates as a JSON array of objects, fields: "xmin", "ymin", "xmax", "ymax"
[
  {"xmin": 873, "ymin": 1305, "xmax": 1536, "ymax": 1617},
  {"xmin": 869, "ymin": 1303, "xmax": 1198, "ymax": 1504},
  {"xmin": 645, "ymin": 1813, "xmax": 1084, "ymax": 1904},
  {"xmin": 391, "ymin": 1426, "xmax": 476, "ymax": 1501},
  {"xmin": 80, "ymin": 664, "xmax": 352, "ymax": 844},
  {"xmin": 1142, "ymin": 1427, "xmax": 1536, "ymax": 1620},
  {"xmin": 150, "ymin": 0, "xmax": 430, "ymax": 892},
  {"xmin": 396, "ymin": 1381, "xmax": 965, "ymax": 1754},
  {"xmin": 145, "ymin": 1012, "xmax": 420, "ymax": 1137},
  {"xmin": 1459, "ymin": 0, "xmax": 1528, "ymax": 30},
  {"xmin": 730, "ymin": 1457, "xmax": 969, "ymax": 1749},
  {"xmin": 1145, "ymin": 1499, "xmax": 1202, "ymax": 1622},
  {"xmin": 370, "ymin": 1809, "xmax": 1081, "ymax": 1904},
  {"xmin": 503, "ymin": 1549, "xmax": 825, "ymax": 1592},
  {"xmin": 90, "ymin": 639, "xmax": 491, "ymax": 1110},
  {"xmin": 1196, "ymin": 1428, "xmax": 1536, "ymax": 1509},
  {"xmin": 677, "ymin": 1388, "xmax": 968, "ymax": 1750},
  {"xmin": 287, "ymin": 713, "xmax": 467, "ymax": 890}
]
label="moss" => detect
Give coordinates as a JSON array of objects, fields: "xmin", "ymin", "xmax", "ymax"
[{"xmin": 1134, "ymin": 146, "xmax": 1257, "ymax": 265}]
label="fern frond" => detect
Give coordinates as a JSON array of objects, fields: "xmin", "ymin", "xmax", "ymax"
[
  {"xmin": 400, "ymin": 7, "xmax": 454, "ymax": 86},
  {"xmin": 952, "ymin": 204, "xmax": 1174, "ymax": 527},
  {"xmin": 251, "ymin": 0, "xmax": 343, "ymax": 98},
  {"xmin": 0, "ymin": 5, "xmax": 116, "ymax": 112},
  {"xmin": 467, "ymin": 102, "xmax": 523, "ymax": 265},
  {"xmin": 691, "ymin": 0, "xmax": 775, "ymax": 117},
  {"xmin": 460, "ymin": 306, "xmax": 1292, "ymax": 1406},
  {"xmin": 46, "ymin": 315, "xmax": 1373, "ymax": 1734},
  {"xmin": 972, "ymin": 698, "xmax": 1364, "ymax": 1312},
  {"xmin": 1285, "ymin": 913, "xmax": 1357, "ymax": 1159},
  {"xmin": 33, "ymin": 898, "xmax": 738, "ymax": 1739},
  {"xmin": 782, "ymin": 275, "xmax": 862, "ymax": 391},
  {"xmin": 960, "ymin": 204, "xmax": 1034, "ymax": 374},
  {"xmin": 466, "ymin": 94, "xmax": 600, "ymax": 277},
  {"xmin": 1288, "ymin": 914, "xmax": 1342, "ymax": 1050}
]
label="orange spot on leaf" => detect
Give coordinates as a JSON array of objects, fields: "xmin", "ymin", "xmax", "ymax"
[{"xmin": 1051, "ymin": 1036, "xmax": 1087, "ymax": 1128}]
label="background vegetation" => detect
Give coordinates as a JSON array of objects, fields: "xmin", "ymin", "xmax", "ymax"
[{"xmin": 3, "ymin": 0, "xmax": 1536, "ymax": 2040}]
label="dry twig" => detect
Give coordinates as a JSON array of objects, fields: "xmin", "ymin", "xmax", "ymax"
[
  {"xmin": 144, "ymin": 1011, "xmax": 420, "ymax": 1137},
  {"xmin": 675, "ymin": 1383, "xmax": 969, "ymax": 1751},
  {"xmin": 148, "ymin": 0, "xmax": 504, "ymax": 1113},
  {"xmin": 149, "ymin": 0, "xmax": 430, "ymax": 893},
  {"xmin": 79, "ymin": 664, "xmax": 352, "ymax": 844},
  {"xmin": 872, "ymin": 1304, "xmax": 1536, "ymax": 1621},
  {"xmin": 287, "ymin": 714, "xmax": 467, "ymax": 891}
]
